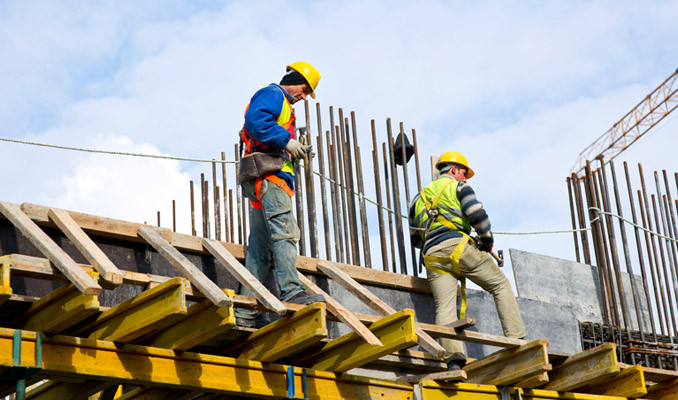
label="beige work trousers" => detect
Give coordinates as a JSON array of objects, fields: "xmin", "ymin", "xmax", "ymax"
[{"xmin": 425, "ymin": 237, "xmax": 525, "ymax": 362}]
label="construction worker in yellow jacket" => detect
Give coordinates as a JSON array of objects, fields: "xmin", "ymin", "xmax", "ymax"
[{"xmin": 409, "ymin": 151, "xmax": 525, "ymax": 370}]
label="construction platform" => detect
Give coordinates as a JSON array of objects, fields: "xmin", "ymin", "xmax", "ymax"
[{"xmin": 1, "ymin": 201, "xmax": 677, "ymax": 399}]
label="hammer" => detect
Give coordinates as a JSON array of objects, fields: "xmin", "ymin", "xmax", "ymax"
[{"xmin": 490, "ymin": 250, "xmax": 504, "ymax": 268}]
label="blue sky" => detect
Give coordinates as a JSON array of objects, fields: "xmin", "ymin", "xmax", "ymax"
[{"xmin": 1, "ymin": 1, "xmax": 677, "ymax": 279}]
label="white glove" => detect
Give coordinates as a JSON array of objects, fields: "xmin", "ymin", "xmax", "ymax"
[{"xmin": 286, "ymin": 138, "xmax": 307, "ymax": 159}]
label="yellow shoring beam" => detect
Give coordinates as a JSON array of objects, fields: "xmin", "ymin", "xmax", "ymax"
[
  {"xmin": 0, "ymin": 328, "xmax": 415, "ymax": 400},
  {"xmin": 583, "ymin": 365, "xmax": 646, "ymax": 398},
  {"xmin": 544, "ymin": 343, "xmax": 619, "ymax": 392},
  {"xmin": 73, "ymin": 277, "xmax": 188, "ymax": 342},
  {"xmin": 0, "ymin": 256, "xmax": 13, "ymax": 304},
  {"xmin": 235, "ymin": 302, "xmax": 328, "ymax": 362},
  {"xmin": 420, "ymin": 381, "xmax": 638, "ymax": 400},
  {"xmin": 646, "ymin": 377, "xmax": 678, "ymax": 400},
  {"xmin": 298, "ymin": 309, "xmax": 417, "ymax": 373},
  {"xmin": 19, "ymin": 271, "xmax": 100, "ymax": 334},
  {"xmin": 145, "ymin": 288, "xmax": 235, "ymax": 350},
  {"xmin": 463, "ymin": 338, "xmax": 552, "ymax": 386}
]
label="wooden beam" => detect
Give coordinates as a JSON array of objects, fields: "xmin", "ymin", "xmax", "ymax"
[
  {"xmin": 145, "ymin": 289, "xmax": 235, "ymax": 350},
  {"xmin": 463, "ymin": 339, "xmax": 552, "ymax": 386},
  {"xmin": 138, "ymin": 226, "xmax": 231, "ymax": 307},
  {"xmin": 647, "ymin": 377, "xmax": 678, "ymax": 400},
  {"xmin": 298, "ymin": 309, "xmax": 419, "ymax": 372},
  {"xmin": 48, "ymin": 207, "xmax": 123, "ymax": 287},
  {"xmin": 0, "ymin": 201, "xmax": 101, "ymax": 295},
  {"xmin": 26, "ymin": 380, "xmax": 113, "ymax": 400},
  {"xmin": 18, "ymin": 272, "xmax": 100, "ymax": 333},
  {"xmin": 543, "ymin": 343, "xmax": 619, "ymax": 392},
  {"xmin": 72, "ymin": 277, "xmax": 188, "ymax": 342},
  {"xmin": 397, "ymin": 370, "xmax": 466, "ymax": 383},
  {"xmin": 297, "ymin": 271, "xmax": 382, "ymax": 346},
  {"xmin": 233, "ymin": 302, "xmax": 328, "ymax": 362},
  {"xmin": 203, "ymin": 238, "xmax": 284, "ymax": 315},
  {"xmin": 0, "ymin": 257, "xmax": 12, "ymax": 305},
  {"xmin": 0, "ymin": 328, "xmax": 416, "ymax": 400},
  {"xmin": 583, "ymin": 365, "xmax": 647, "ymax": 398},
  {"xmin": 316, "ymin": 261, "xmax": 446, "ymax": 359}
]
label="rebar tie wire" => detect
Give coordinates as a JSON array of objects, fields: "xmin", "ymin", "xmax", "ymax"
[{"xmin": 7, "ymin": 136, "xmax": 672, "ymax": 238}]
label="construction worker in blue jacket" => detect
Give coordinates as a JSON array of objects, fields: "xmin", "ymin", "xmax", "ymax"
[
  {"xmin": 409, "ymin": 151, "xmax": 525, "ymax": 370},
  {"xmin": 235, "ymin": 62, "xmax": 325, "ymax": 328}
]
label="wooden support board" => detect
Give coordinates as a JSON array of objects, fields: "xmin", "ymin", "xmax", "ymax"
[
  {"xmin": 48, "ymin": 207, "xmax": 123, "ymax": 287},
  {"xmin": 18, "ymin": 272, "xmax": 100, "ymax": 333},
  {"xmin": 145, "ymin": 289, "xmax": 235, "ymax": 350},
  {"xmin": 298, "ymin": 271, "xmax": 382, "ymax": 346},
  {"xmin": 397, "ymin": 370, "xmax": 467, "ymax": 383},
  {"xmin": 203, "ymin": 238, "xmax": 284, "ymax": 315},
  {"xmin": 138, "ymin": 226, "xmax": 231, "ymax": 308},
  {"xmin": 0, "ymin": 328, "xmax": 416, "ymax": 400},
  {"xmin": 72, "ymin": 277, "xmax": 188, "ymax": 342},
  {"xmin": 543, "ymin": 342, "xmax": 619, "ymax": 392},
  {"xmin": 317, "ymin": 260, "xmax": 446, "ymax": 359},
  {"xmin": 297, "ymin": 309, "xmax": 419, "ymax": 372},
  {"xmin": 233, "ymin": 302, "xmax": 328, "ymax": 362},
  {"xmin": 0, "ymin": 201, "xmax": 101, "ymax": 295},
  {"xmin": 463, "ymin": 339, "xmax": 552, "ymax": 387}
]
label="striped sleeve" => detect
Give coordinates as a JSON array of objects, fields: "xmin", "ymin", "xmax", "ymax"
[{"xmin": 457, "ymin": 182, "xmax": 493, "ymax": 244}]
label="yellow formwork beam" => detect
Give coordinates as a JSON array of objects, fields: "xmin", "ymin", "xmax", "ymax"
[
  {"xmin": 20, "ymin": 271, "xmax": 100, "ymax": 333},
  {"xmin": 0, "ymin": 256, "xmax": 13, "ymax": 304},
  {"xmin": 420, "ymin": 381, "xmax": 635, "ymax": 399},
  {"xmin": 464, "ymin": 339, "xmax": 552, "ymax": 386},
  {"xmin": 236, "ymin": 302, "xmax": 327, "ymax": 362},
  {"xmin": 145, "ymin": 288, "xmax": 234, "ymax": 350},
  {"xmin": 28, "ymin": 379, "xmax": 112, "ymax": 400},
  {"xmin": 544, "ymin": 343, "xmax": 619, "ymax": 392},
  {"xmin": 299, "ymin": 309, "xmax": 418, "ymax": 373},
  {"xmin": 583, "ymin": 365, "xmax": 646, "ymax": 398},
  {"xmin": 0, "ymin": 328, "xmax": 414, "ymax": 400},
  {"xmin": 73, "ymin": 277, "xmax": 188, "ymax": 342},
  {"xmin": 646, "ymin": 377, "xmax": 678, "ymax": 400}
]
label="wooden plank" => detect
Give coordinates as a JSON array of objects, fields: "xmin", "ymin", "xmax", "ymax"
[
  {"xmin": 297, "ymin": 309, "xmax": 419, "ymax": 372},
  {"xmin": 544, "ymin": 343, "xmax": 619, "ymax": 392},
  {"xmin": 647, "ymin": 377, "xmax": 678, "ymax": 400},
  {"xmin": 145, "ymin": 289, "xmax": 235, "ymax": 350},
  {"xmin": 463, "ymin": 339, "xmax": 552, "ymax": 386},
  {"xmin": 138, "ymin": 226, "xmax": 231, "ymax": 307},
  {"xmin": 583, "ymin": 365, "xmax": 647, "ymax": 398},
  {"xmin": 19, "ymin": 272, "xmax": 100, "ymax": 333},
  {"xmin": 72, "ymin": 277, "xmax": 188, "ymax": 342},
  {"xmin": 0, "ymin": 328, "xmax": 416, "ymax": 400},
  {"xmin": 0, "ymin": 201, "xmax": 101, "ymax": 295},
  {"xmin": 233, "ymin": 302, "xmax": 328, "ymax": 362},
  {"xmin": 397, "ymin": 370, "xmax": 466, "ymax": 383},
  {"xmin": 316, "ymin": 260, "xmax": 446, "ymax": 359},
  {"xmin": 297, "ymin": 271, "xmax": 382, "ymax": 346},
  {"xmin": 0, "ymin": 257, "xmax": 12, "ymax": 305},
  {"xmin": 621, "ymin": 362, "xmax": 678, "ymax": 383},
  {"xmin": 203, "ymin": 238, "xmax": 284, "ymax": 315},
  {"xmin": 48, "ymin": 207, "xmax": 123, "ymax": 287}
]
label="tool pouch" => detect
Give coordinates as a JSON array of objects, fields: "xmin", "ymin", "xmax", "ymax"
[{"xmin": 238, "ymin": 152, "xmax": 286, "ymax": 184}]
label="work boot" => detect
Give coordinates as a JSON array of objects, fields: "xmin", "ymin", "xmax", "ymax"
[
  {"xmin": 447, "ymin": 359, "xmax": 466, "ymax": 371},
  {"xmin": 287, "ymin": 291, "xmax": 325, "ymax": 305}
]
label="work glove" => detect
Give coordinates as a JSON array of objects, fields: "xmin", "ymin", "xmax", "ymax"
[
  {"xmin": 477, "ymin": 237, "xmax": 494, "ymax": 252},
  {"xmin": 286, "ymin": 138, "xmax": 307, "ymax": 159}
]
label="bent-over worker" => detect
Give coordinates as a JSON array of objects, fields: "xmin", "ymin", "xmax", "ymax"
[
  {"xmin": 234, "ymin": 61, "xmax": 325, "ymax": 328},
  {"xmin": 408, "ymin": 151, "xmax": 525, "ymax": 370}
]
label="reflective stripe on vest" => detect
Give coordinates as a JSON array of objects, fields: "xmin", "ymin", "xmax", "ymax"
[{"xmin": 413, "ymin": 176, "xmax": 471, "ymax": 247}]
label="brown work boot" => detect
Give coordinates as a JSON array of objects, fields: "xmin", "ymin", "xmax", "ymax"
[{"xmin": 287, "ymin": 291, "xmax": 325, "ymax": 305}]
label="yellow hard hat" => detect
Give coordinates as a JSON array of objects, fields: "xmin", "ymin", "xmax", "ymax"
[
  {"xmin": 435, "ymin": 151, "xmax": 475, "ymax": 179},
  {"xmin": 287, "ymin": 61, "xmax": 320, "ymax": 99}
]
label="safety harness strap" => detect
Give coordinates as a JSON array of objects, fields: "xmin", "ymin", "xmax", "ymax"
[
  {"xmin": 252, "ymin": 175, "xmax": 294, "ymax": 210},
  {"xmin": 423, "ymin": 233, "xmax": 470, "ymax": 319}
]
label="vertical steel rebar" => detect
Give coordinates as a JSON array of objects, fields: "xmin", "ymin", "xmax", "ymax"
[
  {"xmin": 584, "ymin": 162, "xmax": 611, "ymax": 324},
  {"xmin": 340, "ymin": 110, "xmax": 360, "ymax": 265},
  {"xmin": 212, "ymin": 160, "xmax": 220, "ymax": 240},
  {"xmin": 316, "ymin": 104, "xmax": 332, "ymax": 261},
  {"xmin": 412, "ymin": 129, "xmax": 422, "ymax": 193},
  {"xmin": 204, "ymin": 180, "xmax": 211, "ymax": 239},
  {"xmin": 651, "ymin": 194, "xmax": 678, "ymax": 337},
  {"xmin": 383, "ymin": 142, "xmax": 397, "ymax": 274},
  {"xmin": 663, "ymin": 171, "xmax": 678, "ymax": 294},
  {"xmin": 157, "ymin": 211, "xmax": 161, "ymax": 227},
  {"xmin": 593, "ymin": 167, "xmax": 619, "ymax": 326},
  {"xmin": 201, "ymin": 174, "xmax": 208, "ymax": 238},
  {"xmin": 235, "ymin": 144, "xmax": 242, "ymax": 244},
  {"xmin": 372, "ymin": 121, "xmax": 389, "ymax": 272},
  {"xmin": 399, "ymin": 123, "xmax": 417, "ymax": 276},
  {"xmin": 294, "ymin": 141, "xmax": 306, "ymax": 257},
  {"xmin": 351, "ymin": 112, "xmax": 371, "ymax": 268},
  {"xmin": 327, "ymin": 131, "xmax": 343, "ymax": 262},
  {"xmin": 328, "ymin": 107, "xmax": 345, "ymax": 262},
  {"xmin": 190, "ymin": 180, "xmax": 196, "ymax": 236},
  {"xmin": 567, "ymin": 177, "xmax": 582, "ymax": 263},
  {"xmin": 228, "ymin": 188, "xmax": 234, "ymax": 243},
  {"xmin": 221, "ymin": 152, "xmax": 230, "ymax": 243},
  {"xmin": 573, "ymin": 174, "xmax": 592, "ymax": 264},
  {"xmin": 303, "ymin": 101, "xmax": 318, "ymax": 258},
  {"xmin": 655, "ymin": 173, "xmax": 678, "ymax": 336},
  {"xmin": 335, "ymin": 123, "xmax": 351, "ymax": 265},
  {"xmin": 623, "ymin": 162, "xmax": 659, "ymax": 343},
  {"xmin": 387, "ymin": 119, "xmax": 408, "ymax": 275},
  {"xmin": 172, "ymin": 200, "xmax": 176, "ymax": 233}
]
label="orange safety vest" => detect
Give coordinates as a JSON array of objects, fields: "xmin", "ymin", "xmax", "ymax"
[{"xmin": 240, "ymin": 88, "xmax": 296, "ymax": 209}]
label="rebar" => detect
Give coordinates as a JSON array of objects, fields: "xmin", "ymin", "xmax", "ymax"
[
  {"xmin": 221, "ymin": 151, "xmax": 230, "ymax": 243},
  {"xmin": 352, "ymin": 112, "xmax": 371, "ymax": 268},
  {"xmin": 387, "ymin": 119, "xmax": 408, "ymax": 275},
  {"xmin": 567, "ymin": 176, "xmax": 581, "ymax": 263},
  {"xmin": 304, "ymin": 101, "xmax": 318, "ymax": 258},
  {"xmin": 316, "ymin": 103, "xmax": 332, "ymax": 261},
  {"xmin": 372, "ymin": 120, "xmax": 389, "ymax": 271},
  {"xmin": 383, "ymin": 142, "xmax": 397, "ymax": 274},
  {"xmin": 190, "ymin": 180, "xmax": 196, "ymax": 236}
]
